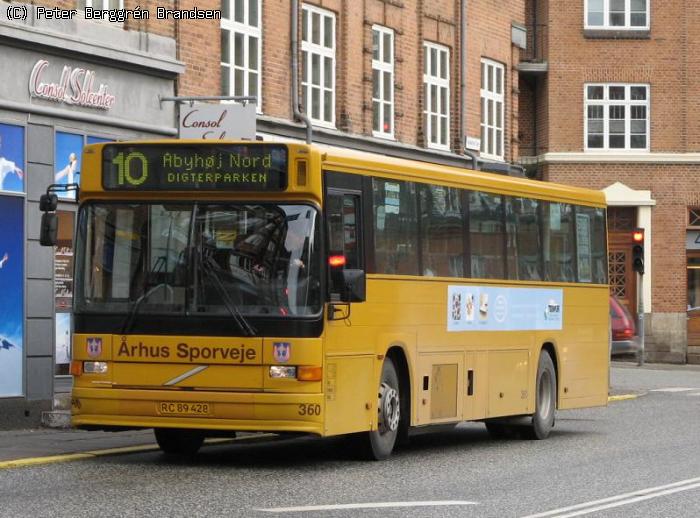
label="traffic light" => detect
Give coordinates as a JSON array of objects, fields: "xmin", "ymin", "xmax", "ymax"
[{"xmin": 632, "ymin": 228, "xmax": 644, "ymax": 274}]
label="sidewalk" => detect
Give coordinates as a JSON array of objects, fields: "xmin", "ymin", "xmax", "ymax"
[{"xmin": 0, "ymin": 427, "xmax": 157, "ymax": 463}]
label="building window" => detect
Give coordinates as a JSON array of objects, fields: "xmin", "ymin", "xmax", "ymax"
[
  {"xmin": 689, "ymin": 208, "xmax": 700, "ymax": 228},
  {"xmin": 423, "ymin": 42, "xmax": 450, "ymax": 150},
  {"xmin": 372, "ymin": 26, "xmax": 394, "ymax": 139},
  {"xmin": 585, "ymin": 84, "xmax": 649, "ymax": 151},
  {"xmin": 79, "ymin": 0, "xmax": 124, "ymax": 9},
  {"xmin": 585, "ymin": 0, "xmax": 649, "ymax": 30},
  {"xmin": 480, "ymin": 59, "xmax": 505, "ymax": 161},
  {"xmin": 301, "ymin": 4, "xmax": 336, "ymax": 127},
  {"xmin": 221, "ymin": 0, "xmax": 262, "ymax": 112}
]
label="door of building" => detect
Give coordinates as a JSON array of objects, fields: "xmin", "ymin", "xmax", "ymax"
[
  {"xmin": 607, "ymin": 207, "xmax": 637, "ymax": 320},
  {"xmin": 687, "ymin": 251, "xmax": 700, "ymax": 348}
]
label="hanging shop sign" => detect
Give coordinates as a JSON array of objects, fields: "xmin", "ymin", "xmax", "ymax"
[
  {"xmin": 179, "ymin": 102, "xmax": 256, "ymax": 140},
  {"xmin": 29, "ymin": 59, "xmax": 116, "ymax": 110}
]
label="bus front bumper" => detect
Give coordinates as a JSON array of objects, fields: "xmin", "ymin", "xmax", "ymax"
[{"xmin": 71, "ymin": 387, "xmax": 325, "ymax": 435}]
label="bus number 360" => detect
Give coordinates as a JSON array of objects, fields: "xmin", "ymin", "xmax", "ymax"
[
  {"xmin": 298, "ymin": 404, "xmax": 321, "ymax": 416},
  {"xmin": 112, "ymin": 151, "xmax": 149, "ymax": 186}
]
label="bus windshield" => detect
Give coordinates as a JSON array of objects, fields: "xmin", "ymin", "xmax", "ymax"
[{"xmin": 75, "ymin": 202, "xmax": 322, "ymax": 318}]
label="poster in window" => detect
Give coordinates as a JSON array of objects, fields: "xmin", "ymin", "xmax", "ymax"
[
  {"xmin": 55, "ymin": 313, "xmax": 71, "ymax": 367},
  {"xmin": 55, "ymin": 132, "xmax": 83, "ymax": 200},
  {"xmin": 384, "ymin": 182, "xmax": 401, "ymax": 214},
  {"xmin": 0, "ymin": 123, "xmax": 25, "ymax": 194},
  {"xmin": 54, "ymin": 211, "xmax": 75, "ymax": 311},
  {"xmin": 0, "ymin": 195, "xmax": 24, "ymax": 397},
  {"xmin": 576, "ymin": 213, "xmax": 592, "ymax": 283}
]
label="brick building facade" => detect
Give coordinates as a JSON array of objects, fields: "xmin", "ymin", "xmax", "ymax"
[
  {"xmin": 211, "ymin": 0, "xmax": 525, "ymax": 172},
  {"xmin": 518, "ymin": 0, "xmax": 700, "ymax": 363}
]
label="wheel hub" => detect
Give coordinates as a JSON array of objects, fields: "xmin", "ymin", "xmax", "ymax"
[{"xmin": 378, "ymin": 382, "xmax": 400, "ymax": 434}]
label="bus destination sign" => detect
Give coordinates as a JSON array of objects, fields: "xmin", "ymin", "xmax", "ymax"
[{"xmin": 102, "ymin": 144, "xmax": 288, "ymax": 191}]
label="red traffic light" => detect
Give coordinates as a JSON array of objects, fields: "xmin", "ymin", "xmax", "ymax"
[{"xmin": 632, "ymin": 228, "xmax": 644, "ymax": 243}]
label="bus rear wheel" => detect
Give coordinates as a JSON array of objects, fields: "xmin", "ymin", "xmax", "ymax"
[
  {"xmin": 524, "ymin": 351, "xmax": 557, "ymax": 440},
  {"xmin": 356, "ymin": 357, "xmax": 401, "ymax": 460},
  {"xmin": 154, "ymin": 428, "xmax": 205, "ymax": 456}
]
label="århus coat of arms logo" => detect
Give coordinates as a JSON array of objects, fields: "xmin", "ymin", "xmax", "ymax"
[
  {"xmin": 272, "ymin": 342, "xmax": 290, "ymax": 363},
  {"xmin": 87, "ymin": 338, "xmax": 102, "ymax": 358}
]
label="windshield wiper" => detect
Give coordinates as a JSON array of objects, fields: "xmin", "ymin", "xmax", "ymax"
[
  {"xmin": 198, "ymin": 254, "xmax": 257, "ymax": 337},
  {"xmin": 120, "ymin": 212, "xmax": 182, "ymax": 334},
  {"xmin": 120, "ymin": 256, "xmax": 172, "ymax": 334}
]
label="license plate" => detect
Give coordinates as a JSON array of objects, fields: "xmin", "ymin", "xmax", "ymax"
[{"xmin": 157, "ymin": 402, "xmax": 212, "ymax": 416}]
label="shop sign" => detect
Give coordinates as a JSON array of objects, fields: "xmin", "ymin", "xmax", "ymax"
[
  {"xmin": 179, "ymin": 102, "xmax": 256, "ymax": 140},
  {"xmin": 29, "ymin": 59, "xmax": 116, "ymax": 110}
]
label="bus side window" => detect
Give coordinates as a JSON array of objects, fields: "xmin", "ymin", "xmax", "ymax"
[
  {"xmin": 327, "ymin": 192, "xmax": 362, "ymax": 270},
  {"xmin": 372, "ymin": 179, "xmax": 419, "ymax": 275}
]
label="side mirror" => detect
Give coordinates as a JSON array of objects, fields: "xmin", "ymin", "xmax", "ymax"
[
  {"xmin": 40, "ymin": 213, "xmax": 58, "ymax": 247},
  {"xmin": 39, "ymin": 194, "xmax": 58, "ymax": 212},
  {"xmin": 341, "ymin": 269, "xmax": 366, "ymax": 303}
]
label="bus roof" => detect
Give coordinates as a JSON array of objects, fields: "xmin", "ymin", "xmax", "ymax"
[
  {"xmin": 80, "ymin": 139, "xmax": 605, "ymax": 207},
  {"xmin": 314, "ymin": 144, "xmax": 606, "ymax": 207}
]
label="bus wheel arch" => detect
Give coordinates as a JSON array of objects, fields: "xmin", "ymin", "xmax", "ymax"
[
  {"xmin": 525, "ymin": 346, "xmax": 558, "ymax": 440},
  {"xmin": 386, "ymin": 345, "xmax": 411, "ymax": 447},
  {"xmin": 541, "ymin": 342, "xmax": 559, "ymax": 408}
]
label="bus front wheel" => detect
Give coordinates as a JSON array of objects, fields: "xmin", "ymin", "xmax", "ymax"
[
  {"xmin": 356, "ymin": 357, "xmax": 401, "ymax": 460},
  {"xmin": 524, "ymin": 351, "xmax": 557, "ymax": 440},
  {"xmin": 154, "ymin": 428, "xmax": 204, "ymax": 456}
]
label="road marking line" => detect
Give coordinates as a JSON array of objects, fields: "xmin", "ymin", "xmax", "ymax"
[
  {"xmin": 257, "ymin": 501, "xmax": 479, "ymax": 513},
  {"xmin": 607, "ymin": 394, "xmax": 638, "ymax": 402},
  {"xmin": 552, "ymin": 482, "xmax": 700, "ymax": 518},
  {"xmin": 521, "ymin": 476, "xmax": 700, "ymax": 518},
  {"xmin": 650, "ymin": 387, "xmax": 698, "ymax": 392},
  {"xmin": 0, "ymin": 433, "xmax": 276, "ymax": 470},
  {"xmin": 686, "ymin": 392, "xmax": 700, "ymax": 396}
]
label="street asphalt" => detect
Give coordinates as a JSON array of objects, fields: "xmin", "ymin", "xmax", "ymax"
[
  {"xmin": 0, "ymin": 362, "xmax": 699, "ymax": 517},
  {"xmin": 1, "ymin": 360, "xmax": 699, "ymax": 464}
]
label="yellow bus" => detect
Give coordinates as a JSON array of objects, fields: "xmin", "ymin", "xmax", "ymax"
[{"xmin": 39, "ymin": 141, "xmax": 609, "ymax": 460}]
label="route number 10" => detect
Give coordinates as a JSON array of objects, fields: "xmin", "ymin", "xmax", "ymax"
[{"xmin": 112, "ymin": 151, "xmax": 149, "ymax": 186}]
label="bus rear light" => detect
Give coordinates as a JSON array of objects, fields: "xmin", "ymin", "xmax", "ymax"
[
  {"xmin": 297, "ymin": 366, "xmax": 322, "ymax": 381},
  {"xmin": 269, "ymin": 366, "xmax": 297, "ymax": 379},
  {"xmin": 69, "ymin": 361, "xmax": 83, "ymax": 377},
  {"xmin": 328, "ymin": 255, "xmax": 346, "ymax": 267},
  {"xmin": 84, "ymin": 361, "xmax": 109, "ymax": 374}
]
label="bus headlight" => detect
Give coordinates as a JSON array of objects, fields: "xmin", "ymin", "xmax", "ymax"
[
  {"xmin": 269, "ymin": 366, "xmax": 297, "ymax": 379},
  {"xmin": 83, "ymin": 361, "xmax": 109, "ymax": 374}
]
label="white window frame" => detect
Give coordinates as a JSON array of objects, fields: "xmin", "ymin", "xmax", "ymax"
[
  {"xmin": 371, "ymin": 25, "xmax": 395, "ymax": 140},
  {"xmin": 480, "ymin": 58, "xmax": 505, "ymax": 161},
  {"xmin": 584, "ymin": 83, "xmax": 650, "ymax": 152},
  {"xmin": 221, "ymin": 0, "xmax": 263, "ymax": 114},
  {"xmin": 423, "ymin": 42, "xmax": 450, "ymax": 151},
  {"xmin": 77, "ymin": 0, "xmax": 125, "ymax": 24},
  {"xmin": 584, "ymin": 0, "xmax": 650, "ymax": 30},
  {"xmin": 82, "ymin": 0, "xmax": 124, "ymax": 8},
  {"xmin": 301, "ymin": 4, "xmax": 336, "ymax": 128}
]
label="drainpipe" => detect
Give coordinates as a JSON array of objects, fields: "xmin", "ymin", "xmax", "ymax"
[
  {"xmin": 291, "ymin": 0, "xmax": 313, "ymax": 144},
  {"xmin": 460, "ymin": 0, "xmax": 479, "ymax": 169},
  {"xmin": 532, "ymin": 0, "xmax": 539, "ymax": 176}
]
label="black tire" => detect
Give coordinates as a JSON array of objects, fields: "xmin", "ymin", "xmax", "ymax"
[
  {"xmin": 485, "ymin": 421, "xmax": 512, "ymax": 439},
  {"xmin": 154, "ymin": 428, "xmax": 205, "ymax": 456},
  {"xmin": 524, "ymin": 352, "xmax": 557, "ymax": 440},
  {"xmin": 356, "ymin": 358, "xmax": 402, "ymax": 460}
]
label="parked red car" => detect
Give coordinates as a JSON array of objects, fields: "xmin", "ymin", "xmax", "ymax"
[{"xmin": 610, "ymin": 296, "xmax": 641, "ymax": 357}]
